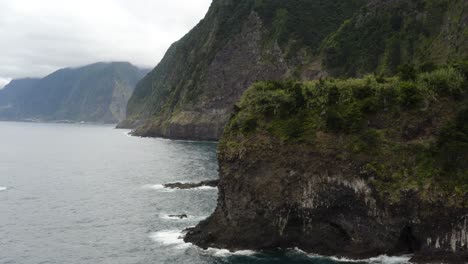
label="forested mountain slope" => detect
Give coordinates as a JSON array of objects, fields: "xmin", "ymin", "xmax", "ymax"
[{"xmin": 0, "ymin": 62, "xmax": 148, "ymax": 123}]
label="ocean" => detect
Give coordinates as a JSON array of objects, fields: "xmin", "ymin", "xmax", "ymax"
[{"xmin": 0, "ymin": 122, "xmax": 410, "ymax": 264}]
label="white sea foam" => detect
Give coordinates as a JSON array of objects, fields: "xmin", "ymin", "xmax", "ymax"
[
  {"xmin": 0, "ymin": 187, "xmax": 7, "ymax": 191},
  {"xmin": 367, "ymin": 255, "xmax": 412, "ymax": 264},
  {"xmin": 191, "ymin": 186, "xmax": 217, "ymax": 191},
  {"xmin": 149, "ymin": 230, "xmax": 191, "ymax": 249},
  {"xmin": 202, "ymin": 247, "xmax": 257, "ymax": 257},
  {"xmin": 307, "ymin": 253, "xmax": 362, "ymax": 263},
  {"xmin": 306, "ymin": 251, "xmax": 412, "ymax": 264},
  {"xmin": 142, "ymin": 184, "xmax": 175, "ymax": 192}
]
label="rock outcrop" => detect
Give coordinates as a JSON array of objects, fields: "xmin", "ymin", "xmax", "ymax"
[
  {"xmin": 185, "ymin": 67, "xmax": 468, "ymax": 263},
  {"xmin": 163, "ymin": 180, "xmax": 218, "ymax": 190}
]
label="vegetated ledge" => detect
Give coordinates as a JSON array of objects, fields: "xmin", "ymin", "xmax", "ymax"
[{"xmin": 185, "ymin": 63, "xmax": 468, "ymax": 263}]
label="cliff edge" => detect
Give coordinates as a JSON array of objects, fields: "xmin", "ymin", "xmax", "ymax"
[{"xmin": 185, "ymin": 64, "xmax": 468, "ymax": 263}]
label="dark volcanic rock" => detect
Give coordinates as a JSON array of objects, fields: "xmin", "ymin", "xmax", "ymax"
[
  {"xmin": 185, "ymin": 143, "xmax": 468, "ymax": 260},
  {"xmin": 411, "ymin": 251, "xmax": 468, "ymax": 264},
  {"xmin": 168, "ymin": 214, "xmax": 188, "ymax": 219},
  {"xmin": 164, "ymin": 180, "xmax": 218, "ymax": 190},
  {"xmin": 185, "ymin": 76, "xmax": 468, "ymax": 262}
]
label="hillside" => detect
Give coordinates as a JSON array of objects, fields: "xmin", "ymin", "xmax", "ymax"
[
  {"xmin": 120, "ymin": 0, "xmax": 367, "ymax": 140},
  {"xmin": 322, "ymin": 0, "xmax": 468, "ymax": 76},
  {"xmin": 185, "ymin": 63, "xmax": 468, "ymax": 262},
  {"xmin": 121, "ymin": 0, "xmax": 467, "ymax": 140},
  {"xmin": 0, "ymin": 62, "xmax": 148, "ymax": 123}
]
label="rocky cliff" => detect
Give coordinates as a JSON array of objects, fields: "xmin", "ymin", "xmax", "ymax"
[
  {"xmin": 122, "ymin": 0, "xmax": 467, "ymax": 140},
  {"xmin": 120, "ymin": 0, "xmax": 367, "ymax": 140},
  {"xmin": 185, "ymin": 64, "xmax": 468, "ymax": 263},
  {"xmin": 0, "ymin": 62, "xmax": 148, "ymax": 123}
]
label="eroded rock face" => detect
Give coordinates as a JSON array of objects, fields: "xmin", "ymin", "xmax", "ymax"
[
  {"xmin": 125, "ymin": 13, "xmax": 290, "ymax": 140},
  {"xmin": 185, "ymin": 143, "xmax": 468, "ymax": 262}
]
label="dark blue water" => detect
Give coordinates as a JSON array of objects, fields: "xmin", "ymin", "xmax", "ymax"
[{"xmin": 0, "ymin": 122, "xmax": 409, "ymax": 264}]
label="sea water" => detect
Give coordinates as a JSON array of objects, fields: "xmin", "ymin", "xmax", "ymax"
[{"xmin": 0, "ymin": 122, "xmax": 410, "ymax": 264}]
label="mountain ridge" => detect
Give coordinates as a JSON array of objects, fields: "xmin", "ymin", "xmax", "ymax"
[
  {"xmin": 120, "ymin": 0, "xmax": 467, "ymax": 140},
  {"xmin": 120, "ymin": 0, "xmax": 368, "ymax": 140},
  {"xmin": 0, "ymin": 62, "xmax": 149, "ymax": 123}
]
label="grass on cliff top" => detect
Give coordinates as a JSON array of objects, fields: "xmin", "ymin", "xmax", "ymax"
[{"xmin": 223, "ymin": 62, "xmax": 468, "ymax": 204}]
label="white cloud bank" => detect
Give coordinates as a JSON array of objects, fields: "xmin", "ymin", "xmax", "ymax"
[{"xmin": 0, "ymin": 0, "xmax": 212, "ymax": 81}]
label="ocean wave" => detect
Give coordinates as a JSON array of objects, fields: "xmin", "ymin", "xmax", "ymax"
[
  {"xmin": 202, "ymin": 248, "xmax": 257, "ymax": 257},
  {"xmin": 366, "ymin": 255, "xmax": 412, "ymax": 264},
  {"xmin": 149, "ymin": 230, "xmax": 191, "ymax": 249},
  {"xmin": 305, "ymin": 250, "xmax": 411, "ymax": 264},
  {"xmin": 190, "ymin": 186, "xmax": 217, "ymax": 191}
]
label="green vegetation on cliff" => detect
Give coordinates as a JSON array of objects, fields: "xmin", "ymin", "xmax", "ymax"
[
  {"xmin": 222, "ymin": 62, "xmax": 468, "ymax": 204},
  {"xmin": 123, "ymin": 0, "xmax": 467, "ymax": 140},
  {"xmin": 123, "ymin": 0, "xmax": 367, "ymax": 139},
  {"xmin": 322, "ymin": 0, "xmax": 468, "ymax": 76}
]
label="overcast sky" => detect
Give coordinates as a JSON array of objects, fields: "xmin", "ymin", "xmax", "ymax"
[{"xmin": 0, "ymin": 0, "xmax": 212, "ymax": 88}]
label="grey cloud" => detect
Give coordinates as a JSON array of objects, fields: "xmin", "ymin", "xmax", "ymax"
[{"xmin": 0, "ymin": 0, "xmax": 212, "ymax": 82}]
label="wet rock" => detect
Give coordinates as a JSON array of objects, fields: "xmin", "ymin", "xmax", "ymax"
[
  {"xmin": 168, "ymin": 214, "xmax": 188, "ymax": 219},
  {"xmin": 163, "ymin": 180, "xmax": 218, "ymax": 190}
]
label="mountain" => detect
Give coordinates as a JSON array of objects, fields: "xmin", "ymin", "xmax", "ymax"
[
  {"xmin": 120, "ymin": 0, "xmax": 367, "ymax": 140},
  {"xmin": 185, "ymin": 63, "xmax": 468, "ymax": 262},
  {"xmin": 0, "ymin": 78, "xmax": 40, "ymax": 115},
  {"xmin": 121, "ymin": 0, "xmax": 467, "ymax": 140},
  {"xmin": 0, "ymin": 62, "xmax": 149, "ymax": 123}
]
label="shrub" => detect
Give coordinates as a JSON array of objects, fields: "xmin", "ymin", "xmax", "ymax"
[
  {"xmin": 435, "ymin": 108, "xmax": 468, "ymax": 172},
  {"xmin": 418, "ymin": 67, "xmax": 464, "ymax": 97},
  {"xmin": 452, "ymin": 60, "xmax": 468, "ymax": 79},
  {"xmin": 327, "ymin": 85, "xmax": 340, "ymax": 106},
  {"xmin": 398, "ymin": 82, "xmax": 423, "ymax": 108},
  {"xmin": 326, "ymin": 109, "xmax": 344, "ymax": 132},
  {"xmin": 398, "ymin": 64, "xmax": 417, "ymax": 81},
  {"xmin": 418, "ymin": 62, "xmax": 437, "ymax": 73}
]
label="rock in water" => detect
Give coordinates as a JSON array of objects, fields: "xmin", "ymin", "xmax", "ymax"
[
  {"xmin": 163, "ymin": 180, "xmax": 218, "ymax": 190},
  {"xmin": 168, "ymin": 214, "xmax": 188, "ymax": 219}
]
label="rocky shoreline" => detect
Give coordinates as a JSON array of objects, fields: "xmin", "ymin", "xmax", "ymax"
[
  {"xmin": 184, "ymin": 141, "xmax": 468, "ymax": 263},
  {"xmin": 184, "ymin": 74, "xmax": 468, "ymax": 263}
]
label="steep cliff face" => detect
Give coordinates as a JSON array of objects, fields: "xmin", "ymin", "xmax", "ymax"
[
  {"xmin": 122, "ymin": 0, "xmax": 366, "ymax": 140},
  {"xmin": 0, "ymin": 62, "xmax": 148, "ymax": 123},
  {"xmin": 123, "ymin": 0, "xmax": 466, "ymax": 140},
  {"xmin": 185, "ymin": 64, "xmax": 468, "ymax": 262}
]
